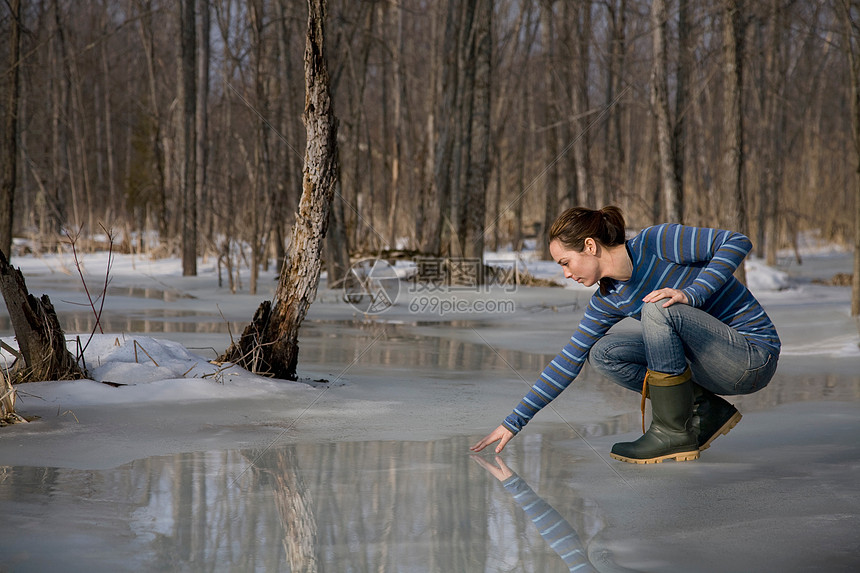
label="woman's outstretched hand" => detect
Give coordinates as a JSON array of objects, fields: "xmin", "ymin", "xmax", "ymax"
[{"xmin": 471, "ymin": 425, "xmax": 515, "ymax": 453}]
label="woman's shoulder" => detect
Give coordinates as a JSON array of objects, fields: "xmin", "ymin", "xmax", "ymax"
[
  {"xmin": 633, "ymin": 222, "xmax": 719, "ymax": 247},
  {"xmin": 631, "ymin": 222, "xmax": 678, "ymax": 240},
  {"xmin": 628, "ymin": 223, "xmax": 672, "ymax": 251}
]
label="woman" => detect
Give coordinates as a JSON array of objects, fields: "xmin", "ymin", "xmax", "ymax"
[{"xmin": 471, "ymin": 206, "xmax": 780, "ymax": 464}]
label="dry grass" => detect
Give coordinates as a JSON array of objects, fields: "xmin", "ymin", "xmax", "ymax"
[{"xmin": 0, "ymin": 369, "xmax": 27, "ymax": 426}]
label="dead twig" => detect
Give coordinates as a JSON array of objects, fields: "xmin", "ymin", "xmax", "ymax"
[
  {"xmin": 57, "ymin": 407, "xmax": 79, "ymax": 423},
  {"xmin": 65, "ymin": 226, "xmax": 103, "ymax": 334},
  {"xmin": 133, "ymin": 340, "xmax": 159, "ymax": 367},
  {"xmin": 67, "ymin": 223, "xmax": 116, "ymax": 363}
]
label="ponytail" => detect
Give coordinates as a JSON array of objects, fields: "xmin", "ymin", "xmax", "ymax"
[{"xmin": 549, "ymin": 205, "xmax": 626, "ymax": 251}]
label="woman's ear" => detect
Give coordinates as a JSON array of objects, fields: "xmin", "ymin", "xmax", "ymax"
[{"xmin": 584, "ymin": 237, "xmax": 597, "ymax": 255}]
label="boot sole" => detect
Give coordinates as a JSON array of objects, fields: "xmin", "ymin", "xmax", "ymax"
[
  {"xmin": 609, "ymin": 450, "xmax": 700, "ymax": 464},
  {"xmin": 699, "ymin": 411, "xmax": 742, "ymax": 452}
]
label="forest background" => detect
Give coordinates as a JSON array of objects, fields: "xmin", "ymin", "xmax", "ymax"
[{"xmin": 1, "ymin": 0, "xmax": 858, "ymax": 302}]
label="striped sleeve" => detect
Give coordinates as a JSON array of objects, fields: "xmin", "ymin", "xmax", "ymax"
[
  {"xmin": 502, "ymin": 296, "xmax": 622, "ymax": 434},
  {"xmin": 502, "ymin": 475, "xmax": 596, "ymax": 572},
  {"xmin": 648, "ymin": 224, "xmax": 751, "ymax": 308}
]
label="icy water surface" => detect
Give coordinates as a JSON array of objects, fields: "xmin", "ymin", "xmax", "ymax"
[
  {"xmin": 0, "ymin": 431, "xmax": 617, "ymax": 572},
  {"xmin": 2, "ymin": 251, "xmax": 859, "ymax": 571}
]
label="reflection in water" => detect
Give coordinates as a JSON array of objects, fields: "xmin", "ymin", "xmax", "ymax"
[
  {"xmin": 0, "ymin": 311, "xmax": 243, "ymax": 336},
  {"xmin": 0, "ymin": 435, "xmax": 631, "ymax": 572},
  {"xmin": 473, "ymin": 455, "xmax": 599, "ymax": 572},
  {"xmin": 299, "ymin": 320, "xmax": 555, "ymax": 373}
]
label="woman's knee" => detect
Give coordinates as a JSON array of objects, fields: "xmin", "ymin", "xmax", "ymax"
[
  {"xmin": 588, "ymin": 336, "xmax": 614, "ymax": 372},
  {"xmin": 588, "ymin": 334, "xmax": 643, "ymax": 372},
  {"xmin": 641, "ymin": 300, "xmax": 671, "ymax": 323}
]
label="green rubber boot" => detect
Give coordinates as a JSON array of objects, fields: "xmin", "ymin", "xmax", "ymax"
[
  {"xmin": 692, "ymin": 384, "xmax": 742, "ymax": 451},
  {"xmin": 611, "ymin": 368, "xmax": 699, "ymax": 464}
]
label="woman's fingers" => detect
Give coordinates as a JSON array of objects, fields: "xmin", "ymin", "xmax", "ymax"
[
  {"xmin": 495, "ymin": 430, "xmax": 513, "ymax": 453},
  {"xmin": 471, "ymin": 425, "xmax": 515, "ymax": 453},
  {"xmin": 643, "ymin": 288, "xmax": 688, "ymax": 307}
]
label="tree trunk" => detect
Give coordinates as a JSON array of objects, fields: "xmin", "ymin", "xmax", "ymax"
[
  {"xmin": 248, "ymin": 0, "xmax": 270, "ymax": 295},
  {"xmin": 423, "ymin": 0, "xmax": 459, "ymax": 256},
  {"xmin": 386, "ymin": 2, "xmax": 406, "ymax": 248},
  {"xmin": 651, "ymin": 0, "xmax": 683, "ymax": 223},
  {"xmin": 462, "ymin": 0, "xmax": 491, "ymax": 262},
  {"xmin": 539, "ymin": 0, "xmax": 558, "ymax": 260},
  {"xmin": 0, "ymin": 250, "xmax": 82, "ymax": 382},
  {"xmin": 674, "ymin": 0, "xmax": 690, "ymax": 221},
  {"xmin": 451, "ymin": 0, "xmax": 477, "ymax": 256},
  {"xmin": 138, "ymin": 0, "xmax": 168, "ymax": 242},
  {"xmin": 0, "ymin": 0, "xmax": 21, "ymax": 257},
  {"xmin": 178, "ymin": 0, "xmax": 197, "ymax": 276},
  {"xmin": 760, "ymin": 0, "xmax": 785, "ymax": 267},
  {"xmin": 100, "ymin": 9, "xmax": 119, "ymax": 227},
  {"xmin": 721, "ymin": 0, "xmax": 747, "ymax": 284},
  {"xmin": 325, "ymin": 180, "xmax": 351, "ymax": 289},
  {"xmin": 841, "ymin": 0, "xmax": 860, "ymax": 316},
  {"xmin": 220, "ymin": 0, "xmax": 339, "ymax": 380},
  {"xmin": 569, "ymin": 0, "xmax": 593, "ymax": 208},
  {"xmin": 196, "ymin": 0, "xmax": 211, "ymax": 251},
  {"xmin": 49, "ymin": 0, "xmax": 69, "ymax": 240},
  {"xmin": 604, "ymin": 0, "xmax": 627, "ymax": 206}
]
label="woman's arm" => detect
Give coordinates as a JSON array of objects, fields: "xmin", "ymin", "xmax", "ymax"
[{"xmin": 472, "ymin": 297, "xmax": 623, "ymax": 452}]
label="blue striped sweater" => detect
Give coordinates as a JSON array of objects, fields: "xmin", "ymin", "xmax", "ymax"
[{"xmin": 503, "ymin": 223, "xmax": 781, "ymax": 434}]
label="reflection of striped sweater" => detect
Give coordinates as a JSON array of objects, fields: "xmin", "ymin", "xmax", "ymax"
[
  {"xmin": 503, "ymin": 224, "xmax": 781, "ymax": 434},
  {"xmin": 502, "ymin": 474, "xmax": 597, "ymax": 572}
]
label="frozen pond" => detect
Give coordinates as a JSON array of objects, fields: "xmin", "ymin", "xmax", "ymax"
[
  {"xmin": 2, "ymin": 394, "xmax": 859, "ymax": 572},
  {"xmin": 1, "ymin": 250, "xmax": 859, "ymax": 571},
  {"xmin": 0, "ymin": 433, "xmax": 614, "ymax": 572}
]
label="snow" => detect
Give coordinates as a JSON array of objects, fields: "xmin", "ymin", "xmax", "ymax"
[{"xmin": 0, "ymin": 243, "xmax": 858, "ymax": 572}]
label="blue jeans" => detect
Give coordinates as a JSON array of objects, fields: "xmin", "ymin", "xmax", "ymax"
[{"xmin": 588, "ymin": 302, "xmax": 778, "ymax": 395}]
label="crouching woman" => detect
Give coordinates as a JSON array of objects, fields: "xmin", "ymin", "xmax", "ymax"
[{"xmin": 471, "ymin": 206, "xmax": 780, "ymax": 463}]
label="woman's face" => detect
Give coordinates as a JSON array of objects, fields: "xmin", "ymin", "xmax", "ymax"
[{"xmin": 549, "ymin": 238, "xmax": 600, "ymax": 287}]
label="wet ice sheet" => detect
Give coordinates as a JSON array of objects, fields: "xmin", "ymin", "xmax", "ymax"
[
  {"xmin": 1, "ymin": 251, "xmax": 859, "ymax": 571},
  {"xmin": 2, "ymin": 400, "xmax": 858, "ymax": 573},
  {"xmin": 0, "ymin": 437, "xmax": 596, "ymax": 572}
]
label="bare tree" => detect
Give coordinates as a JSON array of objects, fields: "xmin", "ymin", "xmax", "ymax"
[
  {"xmin": 2, "ymin": 0, "xmax": 857, "ymax": 281},
  {"xmin": 462, "ymin": 0, "xmax": 491, "ymax": 261},
  {"xmin": 567, "ymin": 0, "xmax": 593, "ymax": 208},
  {"xmin": 604, "ymin": 0, "xmax": 627, "ymax": 206},
  {"xmin": 841, "ymin": 0, "xmax": 860, "ymax": 316},
  {"xmin": 48, "ymin": 0, "xmax": 70, "ymax": 240},
  {"xmin": 220, "ymin": 0, "xmax": 340, "ymax": 380},
  {"xmin": 539, "ymin": 0, "xmax": 559, "ymax": 260},
  {"xmin": 248, "ymin": 0, "xmax": 270, "ymax": 295},
  {"xmin": 324, "ymin": 182, "xmax": 350, "ymax": 289},
  {"xmin": 1, "ymin": 0, "xmax": 21, "ymax": 257},
  {"xmin": 674, "ymin": 0, "xmax": 691, "ymax": 220},
  {"xmin": 136, "ymin": 0, "xmax": 168, "ymax": 242},
  {"xmin": 721, "ymin": 0, "xmax": 747, "ymax": 283},
  {"xmin": 178, "ymin": 0, "xmax": 198, "ymax": 276},
  {"xmin": 196, "ymin": 0, "xmax": 211, "ymax": 250},
  {"xmin": 651, "ymin": 0, "xmax": 683, "ymax": 222},
  {"xmin": 423, "ymin": 0, "xmax": 459, "ymax": 255},
  {"xmin": 755, "ymin": 0, "xmax": 787, "ymax": 267}
]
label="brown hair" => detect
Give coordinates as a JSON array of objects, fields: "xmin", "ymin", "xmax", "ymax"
[
  {"xmin": 549, "ymin": 206, "xmax": 626, "ymax": 294},
  {"xmin": 549, "ymin": 205, "xmax": 626, "ymax": 251}
]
